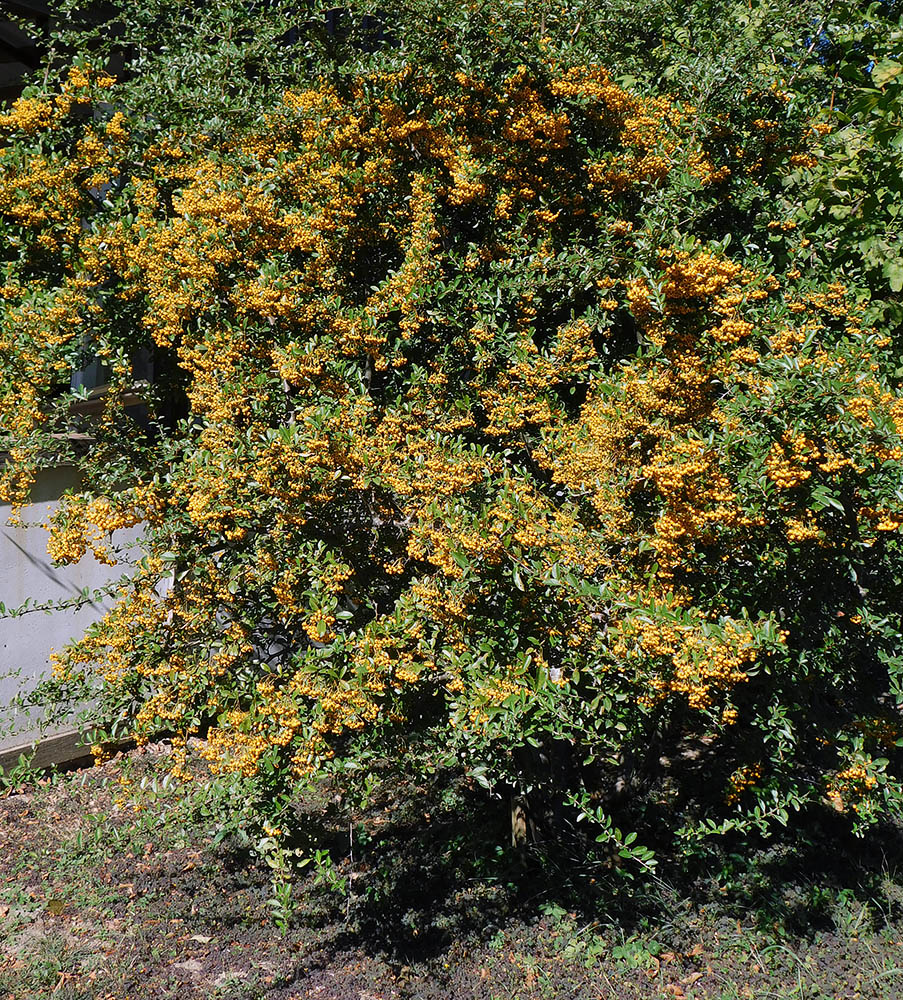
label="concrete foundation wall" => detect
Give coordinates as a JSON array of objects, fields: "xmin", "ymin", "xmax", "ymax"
[{"xmin": 0, "ymin": 467, "xmax": 139, "ymax": 754}]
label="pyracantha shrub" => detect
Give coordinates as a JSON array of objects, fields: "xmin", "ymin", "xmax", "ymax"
[{"xmin": 2, "ymin": 45, "xmax": 903, "ymax": 861}]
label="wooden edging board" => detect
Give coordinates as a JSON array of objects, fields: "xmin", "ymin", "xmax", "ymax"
[
  {"xmin": 0, "ymin": 726, "xmax": 169, "ymax": 775},
  {"xmin": 0, "ymin": 729, "xmax": 96, "ymax": 773}
]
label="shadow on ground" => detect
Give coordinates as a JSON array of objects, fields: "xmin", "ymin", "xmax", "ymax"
[{"xmin": 4, "ymin": 746, "xmax": 903, "ymax": 999}]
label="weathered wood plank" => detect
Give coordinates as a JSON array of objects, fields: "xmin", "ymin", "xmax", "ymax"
[{"xmin": 0, "ymin": 728, "xmax": 94, "ymax": 773}]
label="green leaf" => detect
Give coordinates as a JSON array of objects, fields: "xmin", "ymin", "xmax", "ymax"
[
  {"xmin": 872, "ymin": 60, "xmax": 903, "ymax": 88},
  {"xmin": 451, "ymin": 550, "xmax": 471, "ymax": 571},
  {"xmin": 884, "ymin": 259, "xmax": 903, "ymax": 293}
]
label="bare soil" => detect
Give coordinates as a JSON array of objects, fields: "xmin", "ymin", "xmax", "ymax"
[{"xmin": 2, "ymin": 743, "xmax": 903, "ymax": 999}]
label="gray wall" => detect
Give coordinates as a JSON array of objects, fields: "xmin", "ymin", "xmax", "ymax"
[{"xmin": 0, "ymin": 467, "xmax": 138, "ymax": 753}]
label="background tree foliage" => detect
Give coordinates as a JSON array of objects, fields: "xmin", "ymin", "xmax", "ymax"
[{"xmin": 2, "ymin": 0, "xmax": 903, "ymax": 870}]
